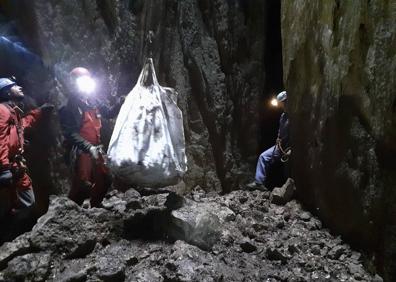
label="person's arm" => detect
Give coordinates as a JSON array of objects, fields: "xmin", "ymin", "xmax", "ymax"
[
  {"xmin": 0, "ymin": 105, "xmax": 11, "ymax": 170},
  {"xmin": 277, "ymin": 113, "xmax": 289, "ymax": 148},
  {"xmin": 98, "ymin": 96, "xmax": 124, "ymax": 119},
  {"xmin": 59, "ymin": 106, "xmax": 92, "ymax": 153},
  {"xmin": 21, "ymin": 108, "xmax": 41, "ymax": 129}
]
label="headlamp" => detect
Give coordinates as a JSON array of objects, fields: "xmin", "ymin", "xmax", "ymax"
[
  {"xmin": 76, "ymin": 76, "xmax": 96, "ymax": 94},
  {"xmin": 270, "ymin": 98, "xmax": 278, "ymax": 107}
]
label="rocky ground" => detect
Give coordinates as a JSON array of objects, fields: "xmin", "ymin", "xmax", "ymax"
[{"xmin": 0, "ymin": 180, "xmax": 383, "ymax": 282}]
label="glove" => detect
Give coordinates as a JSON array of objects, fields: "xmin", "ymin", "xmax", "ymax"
[
  {"xmin": 89, "ymin": 146, "xmax": 100, "ymax": 160},
  {"xmin": 39, "ymin": 103, "xmax": 55, "ymax": 114},
  {"xmin": 0, "ymin": 170, "xmax": 13, "ymax": 187}
]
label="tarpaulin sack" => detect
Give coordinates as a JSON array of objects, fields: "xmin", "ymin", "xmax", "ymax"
[{"xmin": 107, "ymin": 58, "xmax": 187, "ymax": 187}]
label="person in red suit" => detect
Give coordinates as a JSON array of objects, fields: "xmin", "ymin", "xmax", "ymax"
[
  {"xmin": 0, "ymin": 77, "xmax": 53, "ymax": 221},
  {"xmin": 59, "ymin": 67, "xmax": 122, "ymax": 208}
]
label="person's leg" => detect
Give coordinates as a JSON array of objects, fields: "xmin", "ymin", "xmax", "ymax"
[
  {"xmin": 13, "ymin": 188, "xmax": 36, "ymax": 224},
  {"xmin": 255, "ymin": 145, "xmax": 281, "ymax": 184},
  {"xmin": 4, "ymin": 174, "xmax": 36, "ymax": 241},
  {"xmin": 69, "ymin": 153, "xmax": 92, "ymax": 206},
  {"xmin": 69, "ymin": 176, "xmax": 87, "ymax": 206},
  {"xmin": 90, "ymin": 160, "xmax": 110, "ymax": 208},
  {"xmin": 0, "ymin": 185, "xmax": 14, "ymax": 219},
  {"xmin": 14, "ymin": 173, "xmax": 35, "ymax": 210},
  {"xmin": 0, "ymin": 189, "xmax": 8, "ymax": 219},
  {"xmin": 0, "ymin": 184, "xmax": 16, "ymax": 242}
]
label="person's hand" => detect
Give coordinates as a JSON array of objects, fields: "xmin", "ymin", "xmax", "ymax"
[
  {"xmin": 89, "ymin": 146, "xmax": 100, "ymax": 160},
  {"xmin": 0, "ymin": 170, "xmax": 13, "ymax": 187},
  {"xmin": 39, "ymin": 103, "xmax": 55, "ymax": 114}
]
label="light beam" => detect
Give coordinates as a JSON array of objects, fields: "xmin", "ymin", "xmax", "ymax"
[{"xmin": 76, "ymin": 76, "xmax": 96, "ymax": 94}]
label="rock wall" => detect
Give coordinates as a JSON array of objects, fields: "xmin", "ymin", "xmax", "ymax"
[
  {"xmin": 281, "ymin": 0, "xmax": 396, "ymax": 279},
  {"xmin": 16, "ymin": 0, "xmax": 276, "ymax": 195}
]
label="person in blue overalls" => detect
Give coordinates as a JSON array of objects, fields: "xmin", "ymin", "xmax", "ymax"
[{"xmin": 247, "ymin": 91, "xmax": 290, "ymax": 191}]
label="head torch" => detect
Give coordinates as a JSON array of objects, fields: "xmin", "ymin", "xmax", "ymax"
[
  {"xmin": 76, "ymin": 75, "xmax": 96, "ymax": 95},
  {"xmin": 270, "ymin": 98, "xmax": 279, "ymax": 107}
]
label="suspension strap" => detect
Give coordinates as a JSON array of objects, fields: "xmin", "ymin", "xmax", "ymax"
[{"xmin": 4, "ymin": 103, "xmax": 25, "ymax": 153}]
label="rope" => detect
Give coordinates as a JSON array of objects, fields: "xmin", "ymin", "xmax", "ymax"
[{"xmin": 276, "ymin": 138, "xmax": 291, "ymax": 163}]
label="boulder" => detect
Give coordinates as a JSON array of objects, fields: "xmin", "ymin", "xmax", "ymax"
[
  {"xmin": 0, "ymin": 235, "xmax": 32, "ymax": 270},
  {"xmin": 169, "ymin": 199, "xmax": 235, "ymax": 250},
  {"xmin": 29, "ymin": 197, "xmax": 118, "ymax": 257},
  {"xmin": 3, "ymin": 253, "xmax": 51, "ymax": 282},
  {"xmin": 270, "ymin": 178, "xmax": 296, "ymax": 205}
]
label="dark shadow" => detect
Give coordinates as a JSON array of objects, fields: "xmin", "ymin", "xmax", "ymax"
[
  {"xmin": 257, "ymin": 0, "xmax": 285, "ymax": 189},
  {"xmin": 123, "ymin": 209, "xmax": 174, "ymax": 242}
]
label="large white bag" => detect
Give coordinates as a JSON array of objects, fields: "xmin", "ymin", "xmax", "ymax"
[{"xmin": 107, "ymin": 58, "xmax": 187, "ymax": 187}]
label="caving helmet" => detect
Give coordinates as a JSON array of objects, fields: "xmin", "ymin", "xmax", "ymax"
[
  {"xmin": 276, "ymin": 91, "xmax": 287, "ymax": 102},
  {"xmin": 70, "ymin": 67, "xmax": 91, "ymax": 78},
  {"xmin": 0, "ymin": 78, "xmax": 16, "ymax": 93},
  {"xmin": 0, "ymin": 78, "xmax": 16, "ymax": 100},
  {"xmin": 69, "ymin": 67, "xmax": 96, "ymax": 95}
]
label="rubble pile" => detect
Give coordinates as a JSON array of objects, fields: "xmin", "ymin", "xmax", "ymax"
[{"xmin": 0, "ymin": 185, "xmax": 381, "ymax": 281}]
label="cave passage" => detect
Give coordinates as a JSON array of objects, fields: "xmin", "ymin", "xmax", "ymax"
[
  {"xmin": 258, "ymin": 0, "xmax": 285, "ymax": 189},
  {"xmin": 0, "ymin": 0, "xmax": 393, "ymax": 281},
  {"xmin": 0, "ymin": 0, "xmax": 289, "ymax": 231}
]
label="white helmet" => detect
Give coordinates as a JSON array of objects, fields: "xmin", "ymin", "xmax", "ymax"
[{"xmin": 276, "ymin": 91, "xmax": 287, "ymax": 102}]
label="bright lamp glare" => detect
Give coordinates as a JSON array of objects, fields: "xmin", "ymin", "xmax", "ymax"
[
  {"xmin": 271, "ymin": 98, "xmax": 278, "ymax": 107},
  {"xmin": 76, "ymin": 76, "xmax": 96, "ymax": 94}
]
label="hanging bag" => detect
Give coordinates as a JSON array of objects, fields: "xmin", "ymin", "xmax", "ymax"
[{"xmin": 107, "ymin": 58, "xmax": 187, "ymax": 187}]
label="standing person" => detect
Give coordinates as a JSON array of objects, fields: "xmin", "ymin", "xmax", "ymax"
[
  {"xmin": 0, "ymin": 77, "xmax": 53, "ymax": 221},
  {"xmin": 247, "ymin": 91, "xmax": 291, "ymax": 190},
  {"xmin": 59, "ymin": 67, "xmax": 122, "ymax": 208}
]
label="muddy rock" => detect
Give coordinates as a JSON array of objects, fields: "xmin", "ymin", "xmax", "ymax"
[
  {"xmin": 270, "ymin": 178, "xmax": 295, "ymax": 205},
  {"xmin": 2, "ymin": 252, "xmax": 51, "ymax": 282},
  {"xmin": 0, "ymin": 189, "xmax": 381, "ymax": 281},
  {"xmin": 239, "ymin": 239, "xmax": 257, "ymax": 253},
  {"xmin": 29, "ymin": 196, "xmax": 119, "ymax": 258},
  {"xmin": 163, "ymin": 240, "xmax": 226, "ymax": 281},
  {"xmin": 0, "ymin": 235, "xmax": 32, "ymax": 270},
  {"xmin": 169, "ymin": 198, "xmax": 235, "ymax": 250}
]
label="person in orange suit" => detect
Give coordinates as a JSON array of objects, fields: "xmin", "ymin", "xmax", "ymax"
[
  {"xmin": 0, "ymin": 77, "xmax": 53, "ymax": 220},
  {"xmin": 59, "ymin": 67, "xmax": 122, "ymax": 208}
]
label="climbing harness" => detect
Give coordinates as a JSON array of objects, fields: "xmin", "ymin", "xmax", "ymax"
[
  {"xmin": 4, "ymin": 103, "xmax": 29, "ymax": 179},
  {"xmin": 276, "ymin": 138, "xmax": 291, "ymax": 163}
]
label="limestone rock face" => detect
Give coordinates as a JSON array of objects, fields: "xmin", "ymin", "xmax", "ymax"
[
  {"xmin": 22, "ymin": 0, "xmax": 272, "ymax": 193},
  {"xmin": 281, "ymin": 1, "xmax": 396, "ymax": 279}
]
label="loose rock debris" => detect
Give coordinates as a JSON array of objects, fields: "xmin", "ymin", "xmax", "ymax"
[{"xmin": 0, "ymin": 188, "xmax": 382, "ymax": 281}]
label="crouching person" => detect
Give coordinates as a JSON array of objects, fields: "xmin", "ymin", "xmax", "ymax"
[
  {"xmin": 0, "ymin": 78, "xmax": 53, "ymax": 232},
  {"xmin": 59, "ymin": 67, "xmax": 122, "ymax": 208},
  {"xmin": 247, "ymin": 91, "xmax": 291, "ymax": 190}
]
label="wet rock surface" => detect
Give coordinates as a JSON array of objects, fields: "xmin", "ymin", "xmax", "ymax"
[
  {"xmin": 281, "ymin": 1, "xmax": 396, "ymax": 279},
  {"xmin": 0, "ymin": 189, "xmax": 380, "ymax": 281}
]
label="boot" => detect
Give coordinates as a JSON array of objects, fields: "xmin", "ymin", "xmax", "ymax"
[{"xmin": 246, "ymin": 181, "xmax": 267, "ymax": 191}]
